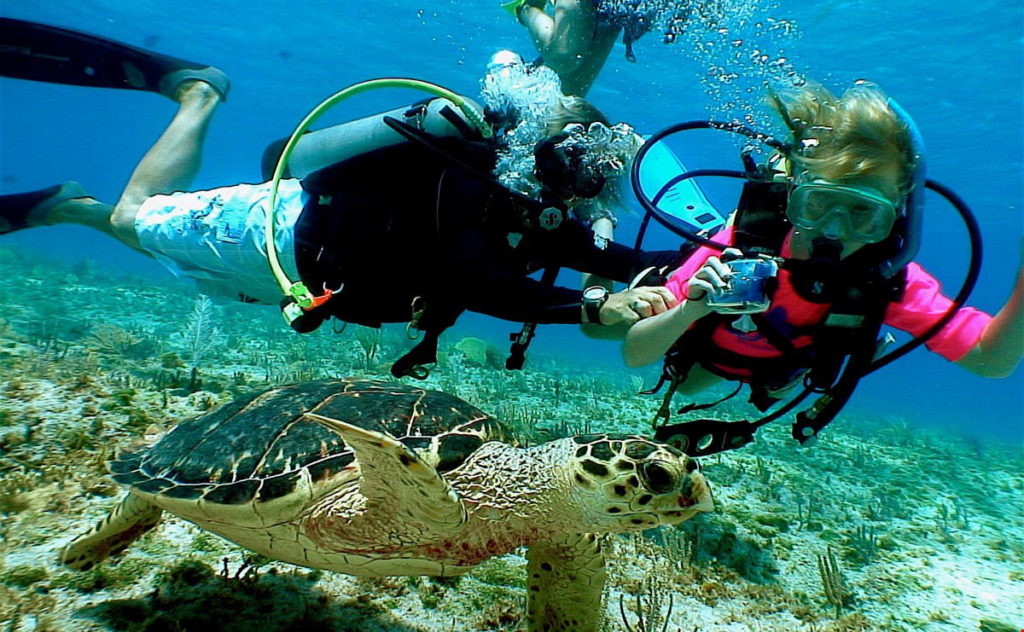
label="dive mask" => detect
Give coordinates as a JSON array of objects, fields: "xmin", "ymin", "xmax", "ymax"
[
  {"xmin": 787, "ymin": 179, "xmax": 898, "ymax": 244},
  {"xmin": 533, "ymin": 132, "xmax": 605, "ymax": 199},
  {"xmin": 534, "ymin": 121, "xmax": 643, "ymax": 199}
]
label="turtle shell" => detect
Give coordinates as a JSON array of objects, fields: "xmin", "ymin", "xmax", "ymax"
[{"xmin": 108, "ymin": 378, "xmax": 507, "ymax": 506}]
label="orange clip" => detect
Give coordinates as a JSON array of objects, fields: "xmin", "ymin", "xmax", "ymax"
[{"xmin": 306, "ymin": 284, "xmax": 339, "ymax": 310}]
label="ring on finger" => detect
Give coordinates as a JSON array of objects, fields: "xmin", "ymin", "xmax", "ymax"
[{"xmin": 631, "ymin": 300, "xmax": 643, "ymax": 311}]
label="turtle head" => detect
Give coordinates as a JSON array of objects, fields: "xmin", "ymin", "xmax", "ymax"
[{"xmin": 566, "ymin": 434, "xmax": 713, "ymax": 532}]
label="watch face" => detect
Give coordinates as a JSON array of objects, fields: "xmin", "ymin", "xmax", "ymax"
[{"xmin": 583, "ymin": 286, "xmax": 607, "ymax": 301}]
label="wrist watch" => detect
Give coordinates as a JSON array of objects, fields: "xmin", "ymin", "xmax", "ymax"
[{"xmin": 582, "ymin": 286, "xmax": 609, "ymax": 324}]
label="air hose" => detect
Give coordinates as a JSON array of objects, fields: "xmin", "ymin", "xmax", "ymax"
[{"xmin": 264, "ymin": 77, "xmax": 491, "ymax": 326}]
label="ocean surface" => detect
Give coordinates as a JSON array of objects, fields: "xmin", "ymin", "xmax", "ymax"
[{"xmin": 0, "ymin": 3, "xmax": 1022, "ymax": 630}]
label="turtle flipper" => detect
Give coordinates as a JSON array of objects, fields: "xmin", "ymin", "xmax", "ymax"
[
  {"xmin": 526, "ymin": 533, "xmax": 606, "ymax": 632},
  {"xmin": 59, "ymin": 492, "xmax": 163, "ymax": 571},
  {"xmin": 306, "ymin": 413, "xmax": 468, "ymax": 537}
]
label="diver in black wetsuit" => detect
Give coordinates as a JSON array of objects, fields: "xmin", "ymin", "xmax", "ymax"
[
  {"xmin": 293, "ymin": 126, "xmax": 678, "ymax": 329},
  {"xmin": 0, "ymin": 18, "xmax": 680, "ymax": 375}
]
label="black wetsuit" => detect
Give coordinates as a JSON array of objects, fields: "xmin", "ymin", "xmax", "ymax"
[{"xmin": 293, "ymin": 136, "xmax": 676, "ymax": 330}]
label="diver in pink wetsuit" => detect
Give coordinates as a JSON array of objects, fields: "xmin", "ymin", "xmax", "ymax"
[{"xmin": 621, "ymin": 81, "xmax": 1022, "ymax": 450}]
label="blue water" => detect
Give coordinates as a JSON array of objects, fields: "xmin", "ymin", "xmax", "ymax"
[{"xmin": 2, "ymin": 0, "xmax": 1021, "ymax": 440}]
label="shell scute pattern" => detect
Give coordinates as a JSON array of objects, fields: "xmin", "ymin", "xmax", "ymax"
[{"xmin": 109, "ymin": 379, "xmax": 505, "ymax": 509}]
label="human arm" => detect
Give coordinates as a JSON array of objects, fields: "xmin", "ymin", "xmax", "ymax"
[
  {"xmin": 622, "ymin": 298, "xmax": 714, "ymax": 366},
  {"xmin": 622, "ymin": 251, "xmax": 739, "ymax": 367},
  {"xmin": 884, "ymin": 259, "xmax": 1022, "ymax": 378},
  {"xmin": 579, "ymin": 214, "xmax": 620, "ymax": 338},
  {"xmin": 955, "ymin": 261, "xmax": 1024, "ymax": 377},
  {"xmin": 459, "ymin": 222, "xmax": 677, "ymax": 326},
  {"xmin": 460, "ymin": 266, "xmax": 675, "ymax": 325}
]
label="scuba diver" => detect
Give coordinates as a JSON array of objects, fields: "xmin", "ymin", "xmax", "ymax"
[
  {"xmin": 505, "ymin": 0, "xmax": 692, "ymax": 96},
  {"xmin": 622, "ymin": 80, "xmax": 1023, "ymax": 453},
  {"xmin": 0, "ymin": 18, "xmax": 680, "ymax": 378}
]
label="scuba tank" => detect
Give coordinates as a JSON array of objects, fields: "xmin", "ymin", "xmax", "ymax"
[{"xmin": 261, "ymin": 96, "xmax": 487, "ymax": 181}]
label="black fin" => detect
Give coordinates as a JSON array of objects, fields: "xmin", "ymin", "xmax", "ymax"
[
  {"xmin": 0, "ymin": 18, "xmax": 229, "ymax": 100},
  {"xmin": 0, "ymin": 181, "xmax": 89, "ymax": 234}
]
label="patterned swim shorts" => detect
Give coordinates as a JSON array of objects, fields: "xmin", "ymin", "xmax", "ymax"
[{"xmin": 135, "ymin": 179, "xmax": 305, "ymax": 304}]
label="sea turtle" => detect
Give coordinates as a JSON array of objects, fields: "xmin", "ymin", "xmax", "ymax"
[{"xmin": 60, "ymin": 378, "xmax": 712, "ymax": 631}]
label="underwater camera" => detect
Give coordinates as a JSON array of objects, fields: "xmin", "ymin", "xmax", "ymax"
[{"xmin": 705, "ymin": 255, "xmax": 779, "ymax": 314}]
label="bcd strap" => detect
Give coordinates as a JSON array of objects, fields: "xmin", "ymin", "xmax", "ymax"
[
  {"xmin": 437, "ymin": 104, "xmax": 487, "ymax": 142},
  {"xmin": 382, "ymin": 115, "xmax": 567, "ymax": 228},
  {"xmin": 506, "ymin": 266, "xmax": 561, "ymax": 370},
  {"xmin": 391, "ymin": 293, "xmax": 466, "ymax": 379},
  {"xmin": 391, "ymin": 329, "xmax": 440, "ymax": 380},
  {"xmin": 657, "ymin": 386, "xmax": 813, "ymax": 456},
  {"xmin": 732, "ymin": 169, "xmax": 789, "ymax": 257},
  {"xmin": 676, "ymin": 382, "xmax": 743, "ymax": 415},
  {"xmin": 791, "ymin": 292, "xmax": 890, "ymax": 444},
  {"xmin": 655, "ymin": 418, "xmax": 758, "ymax": 456}
]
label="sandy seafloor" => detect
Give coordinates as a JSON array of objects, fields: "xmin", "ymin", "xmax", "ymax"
[{"xmin": 0, "ymin": 248, "xmax": 1020, "ymax": 632}]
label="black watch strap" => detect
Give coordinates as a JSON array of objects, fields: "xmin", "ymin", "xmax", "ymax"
[{"xmin": 583, "ymin": 287, "xmax": 608, "ymax": 324}]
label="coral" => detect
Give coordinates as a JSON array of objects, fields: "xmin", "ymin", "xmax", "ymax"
[
  {"xmin": 817, "ymin": 546, "xmax": 850, "ymax": 619},
  {"xmin": 174, "ymin": 294, "xmax": 223, "ymax": 369},
  {"xmin": 86, "ymin": 322, "xmax": 156, "ymax": 360},
  {"xmin": 619, "ymin": 575, "xmax": 674, "ymax": 632},
  {"xmin": 353, "ymin": 326, "xmax": 382, "ymax": 369},
  {"xmin": 454, "ymin": 337, "xmax": 504, "ymax": 369}
]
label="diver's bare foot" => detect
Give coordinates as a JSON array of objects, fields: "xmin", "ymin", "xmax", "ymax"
[{"xmin": 173, "ymin": 80, "xmax": 222, "ymax": 106}]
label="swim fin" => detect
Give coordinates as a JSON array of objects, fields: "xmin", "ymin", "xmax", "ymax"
[
  {"xmin": 0, "ymin": 18, "xmax": 229, "ymax": 101},
  {"xmin": 501, "ymin": 0, "xmax": 546, "ymax": 18},
  {"xmin": 0, "ymin": 182, "xmax": 89, "ymax": 234},
  {"xmin": 500, "ymin": 0, "xmax": 528, "ymax": 15}
]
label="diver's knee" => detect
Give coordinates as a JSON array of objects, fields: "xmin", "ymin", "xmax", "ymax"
[{"xmin": 109, "ymin": 200, "xmax": 142, "ymax": 246}]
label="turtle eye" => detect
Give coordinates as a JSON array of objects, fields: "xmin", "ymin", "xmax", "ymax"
[{"xmin": 640, "ymin": 461, "xmax": 676, "ymax": 494}]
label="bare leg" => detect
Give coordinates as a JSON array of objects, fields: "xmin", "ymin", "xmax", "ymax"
[
  {"xmin": 45, "ymin": 197, "xmax": 117, "ymax": 236},
  {"xmin": 517, "ymin": 0, "xmax": 619, "ymax": 97},
  {"xmin": 520, "ymin": 4, "xmax": 556, "ymax": 50},
  {"xmin": 108, "ymin": 81, "xmax": 223, "ymax": 249}
]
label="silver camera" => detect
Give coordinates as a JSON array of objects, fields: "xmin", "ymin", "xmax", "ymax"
[{"xmin": 706, "ymin": 257, "xmax": 778, "ymax": 314}]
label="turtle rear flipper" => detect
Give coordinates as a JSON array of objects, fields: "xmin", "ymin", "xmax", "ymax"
[
  {"xmin": 526, "ymin": 533, "xmax": 606, "ymax": 632},
  {"xmin": 306, "ymin": 413, "xmax": 467, "ymax": 538},
  {"xmin": 59, "ymin": 492, "xmax": 163, "ymax": 571}
]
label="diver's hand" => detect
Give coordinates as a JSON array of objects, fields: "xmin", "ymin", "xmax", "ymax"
[
  {"xmin": 601, "ymin": 286, "xmax": 678, "ymax": 325},
  {"xmin": 685, "ymin": 248, "xmax": 743, "ymax": 301}
]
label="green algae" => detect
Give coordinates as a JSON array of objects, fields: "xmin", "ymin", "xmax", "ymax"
[{"xmin": 0, "ymin": 564, "xmax": 48, "ymax": 588}]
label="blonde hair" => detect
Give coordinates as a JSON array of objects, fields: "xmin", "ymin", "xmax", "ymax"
[
  {"xmin": 770, "ymin": 81, "xmax": 915, "ymax": 192},
  {"xmin": 545, "ymin": 96, "xmax": 610, "ymax": 137}
]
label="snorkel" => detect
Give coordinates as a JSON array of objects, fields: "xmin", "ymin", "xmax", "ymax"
[{"xmin": 879, "ymin": 97, "xmax": 925, "ymax": 279}]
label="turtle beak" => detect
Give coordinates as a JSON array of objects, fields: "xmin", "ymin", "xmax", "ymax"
[{"xmin": 676, "ymin": 469, "xmax": 714, "ymax": 520}]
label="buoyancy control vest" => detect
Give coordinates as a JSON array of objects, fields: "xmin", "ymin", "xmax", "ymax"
[{"xmin": 273, "ymin": 98, "xmax": 581, "ymax": 378}]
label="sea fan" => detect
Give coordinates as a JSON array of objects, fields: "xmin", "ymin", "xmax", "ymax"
[{"xmin": 176, "ymin": 295, "xmax": 223, "ymax": 369}]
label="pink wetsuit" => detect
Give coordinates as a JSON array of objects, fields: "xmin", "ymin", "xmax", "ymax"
[{"xmin": 663, "ymin": 228, "xmax": 990, "ymax": 377}]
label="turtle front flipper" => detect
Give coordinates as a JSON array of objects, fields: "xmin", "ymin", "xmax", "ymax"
[
  {"xmin": 59, "ymin": 491, "xmax": 163, "ymax": 571},
  {"xmin": 526, "ymin": 533, "xmax": 605, "ymax": 632},
  {"xmin": 306, "ymin": 413, "xmax": 468, "ymax": 538}
]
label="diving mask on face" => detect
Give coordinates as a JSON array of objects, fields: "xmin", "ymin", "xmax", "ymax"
[
  {"xmin": 533, "ymin": 121, "xmax": 643, "ymax": 200},
  {"xmin": 786, "ymin": 179, "xmax": 898, "ymax": 244}
]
